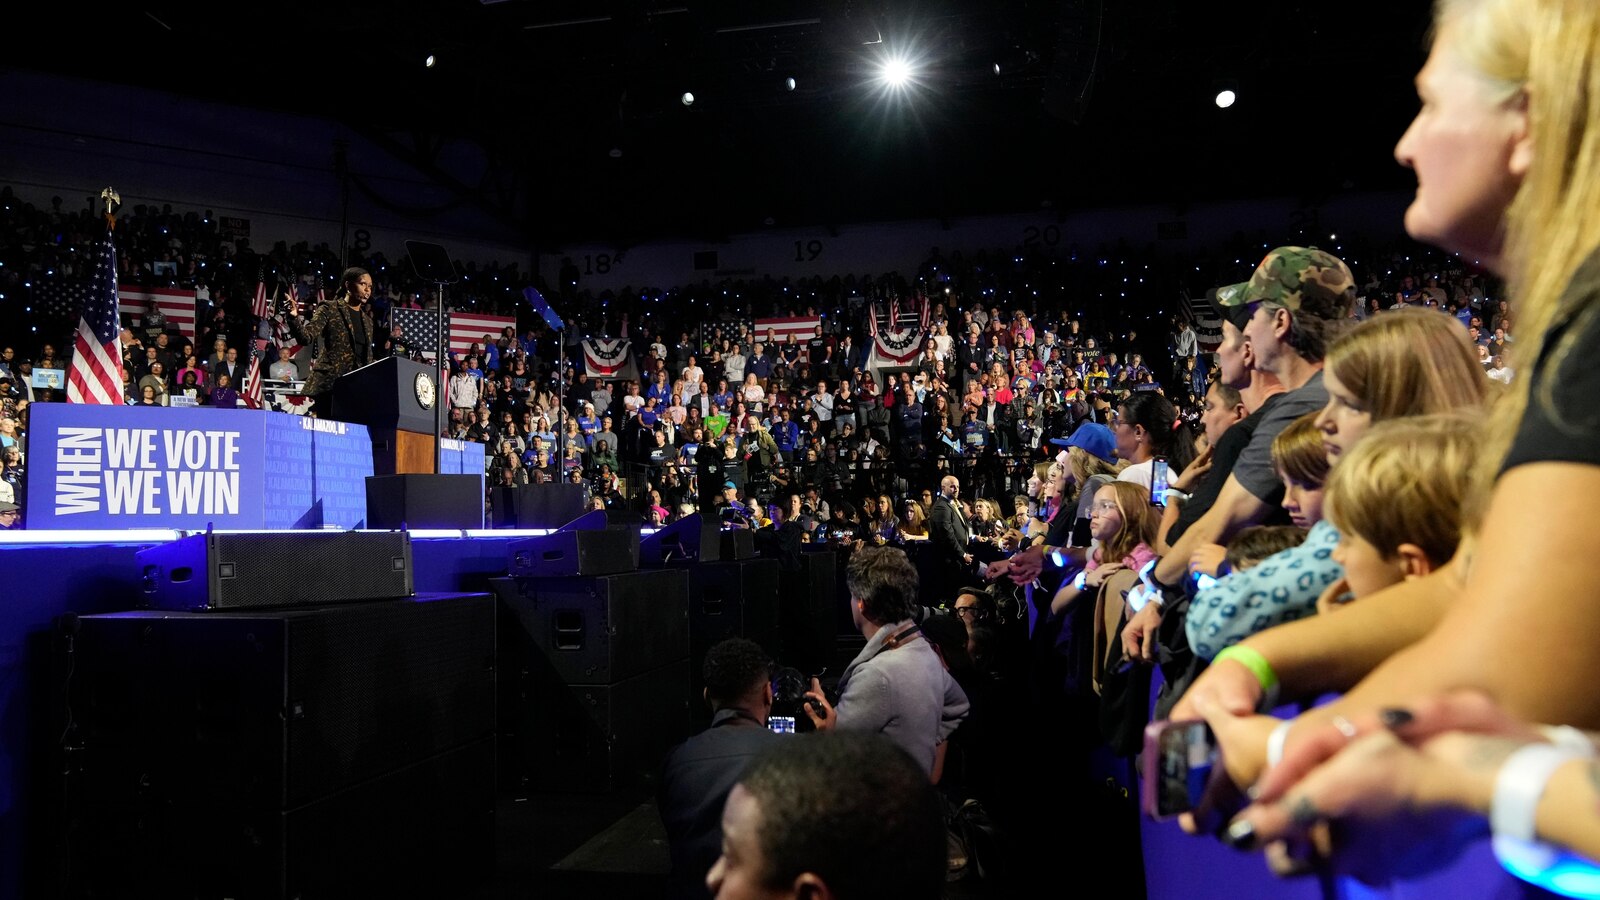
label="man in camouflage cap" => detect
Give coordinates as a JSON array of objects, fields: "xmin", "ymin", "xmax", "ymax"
[{"xmin": 1123, "ymin": 246, "xmax": 1356, "ymax": 663}]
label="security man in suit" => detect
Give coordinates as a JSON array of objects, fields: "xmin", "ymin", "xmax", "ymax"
[{"xmin": 928, "ymin": 474, "xmax": 973, "ymax": 603}]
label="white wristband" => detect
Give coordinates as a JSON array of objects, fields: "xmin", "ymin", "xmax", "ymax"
[
  {"xmin": 1266, "ymin": 719, "xmax": 1294, "ymax": 769},
  {"xmin": 1538, "ymin": 724, "xmax": 1597, "ymax": 757},
  {"xmin": 1491, "ymin": 744, "xmax": 1585, "ymax": 843}
]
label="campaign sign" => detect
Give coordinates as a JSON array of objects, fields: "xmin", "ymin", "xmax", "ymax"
[
  {"xmin": 28, "ymin": 405, "xmax": 376, "ymax": 530},
  {"xmin": 441, "ymin": 438, "xmax": 487, "ymax": 477},
  {"xmin": 31, "ymin": 404, "xmax": 265, "ymax": 529}
]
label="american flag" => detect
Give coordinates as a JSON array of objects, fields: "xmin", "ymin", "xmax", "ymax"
[
  {"xmin": 1181, "ymin": 288, "xmax": 1223, "ymax": 353},
  {"xmin": 753, "ymin": 316, "xmax": 822, "ymax": 347},
  {"xmin": 66, "ymin": 231, "xmax": 125, "ymax": 405},
  {"xmin": 117, "ymin": 286, "xmax": 197, "ymax": 339},
  {"xmin": 242, "ymin": 338, "xmax": 269, "ymax": 409},
  {"xmin": 389, "ymin": 308, "xmax": 515, "ymax": 362},
  {"xmin": 251, "ymin": 279, "xmax": 270, "ymax": 319},
  {"xmin": 272, "ymin": 284, "xmax": 304, "ymax": 357}
]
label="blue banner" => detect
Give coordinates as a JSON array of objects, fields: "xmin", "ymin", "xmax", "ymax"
[{"xmin": 28, "ymin": 405, "xmax": 374, "ymax": 530}]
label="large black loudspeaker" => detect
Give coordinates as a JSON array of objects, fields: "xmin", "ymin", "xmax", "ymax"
[
  {"xmin": 642, "ymin": 511, "xmax": 723, "ymax": 564},
  {"xmin": 522, "ymin": 659, "xmax": 691, "ymax": 793},
  {"xmin": 490, "ymin": 481, "xmax": 589, "ymax": 528},
  {"xmin": 507, "ymin": 510, "xmax": 641, "ymax": 578},
  {"xmin": 490, "ymin": 570, "xmax": 687, "ymax": 684},
  {"xmin": 779, "ymin": 548, "xmax": 841, "ymax": 673},
  {"xmin": 492, "ymin": 571, "xmax": 691, "ymax": 793},
  {"xmin": 136, "ymin": 531, "xmax": 412, "ymax": 612},
  {"xmin": 366, "ymin": 473, "xmax": 484, "ymax": 529},
  {"xmin": 65, "ymin": 593, "xmax": 497, "ymax": 898},
  {"xmin": 70, "ymin": 739, "xmax": 495, "ymax": 900},
  {"xmin": 687, "ymin": 558, "xmax": 782, "ymax": 663}
]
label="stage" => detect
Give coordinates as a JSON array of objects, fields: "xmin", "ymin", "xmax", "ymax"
[{"xmin": 0, "ymin": 521, "xmax": 864, "ymax": 900}]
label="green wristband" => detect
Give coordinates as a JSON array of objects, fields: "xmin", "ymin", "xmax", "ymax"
[{"xmin": 1213, "ymin": 644, "xmax": 1280, "ymax": 711}]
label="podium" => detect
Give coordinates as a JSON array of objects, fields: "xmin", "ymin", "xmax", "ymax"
[
  {"xmin": 333, "ymin": 358, "xmax": 485, "ymax": 528},
  {"xmin": 334, "ymin": 357, "xmax": 442, "ymax": 476}
]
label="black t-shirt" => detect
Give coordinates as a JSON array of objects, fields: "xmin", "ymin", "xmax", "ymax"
[
  {"xmin": 1167, "ymin": 392, "xmax": 1290, "ymax": 545},
  {"xmin": 1504, "ymin": 249, "xmax": 1600, "ymax": 471}
]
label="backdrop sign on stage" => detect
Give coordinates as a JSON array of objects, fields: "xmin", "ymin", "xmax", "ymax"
[{"xmin": 28, "ymin": 404, "xmax": 375, "ymax": 530}]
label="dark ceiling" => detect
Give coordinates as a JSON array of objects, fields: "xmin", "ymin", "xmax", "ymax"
[{"xmin": 12, "ymin": 1, "xmax": 1432, "ymax": 246}]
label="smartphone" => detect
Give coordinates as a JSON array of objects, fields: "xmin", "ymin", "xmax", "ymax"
[
  {"xmin": 768, "ymin": 716, "xmax": 797, "ymax": 735},
  {"xmin": 1141, "ymin": 719, "xmax": 1248, "ymax": 833},
  {"xmin": 1141, "ymin": 719, "xmax": 1218, "ymax": 820},
  {"xmin": 1149, "ymin": 456, "xmax": 1170, "ymax": 506}
]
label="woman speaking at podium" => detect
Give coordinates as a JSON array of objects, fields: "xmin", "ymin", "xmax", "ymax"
[{"xmin": 294, "ymin": 267, "xmax": 377, "ymax": 417}]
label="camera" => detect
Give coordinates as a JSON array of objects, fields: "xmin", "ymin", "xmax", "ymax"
[{"xmin": 769, "ymin": 664, "xmax": 828, "ymax": 732}]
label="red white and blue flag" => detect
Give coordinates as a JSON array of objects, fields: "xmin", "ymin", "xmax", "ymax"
[
  {"xmin": 581, "ymin": 337, "xmax": 640, "ymax": 380},
  {"xmin": 251, "ymin": 279, "xmax": 271, "ymax": 319},
  {"xmin": 389, "ymin": 308, "xmax": 516, "ymax": 362},
  {"xmin": 116, "ymin": 286, "xmax": 197, "ymax": 340},
  {"xmin": 753, "ymin": 316, "xmax": 821, "ymax": 347},
  {"xmin": 67, "ymin": 231, "xmax": 126, "ymax": 404},
  {"xmin": 242, "ymin": 338, "xmax": 269, "ymax": 410},
  {"xmin": 867, "ymin": 294, "xmax": 929, "ymax": 365}
]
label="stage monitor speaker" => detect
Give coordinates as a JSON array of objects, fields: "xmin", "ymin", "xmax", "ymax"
[
  {"xmin": 641, "ymin": 512, "xmax": 721, "ymax": 564},
  {"xmin": 137, "ymin": 531, "xmax": 412, "ymax": 612},
  {"xmin": 720, "ymin": 528, "xmax": 756, "ymax": 560},
  {"xmin": 491, "ymin": 569, "xmax": 687, "ymax": 685},
  {"xmin": 519, "ymin": 659, "xmax": 691, "ymax": 794},
  {"xmin": 68, "ymin": 738, "xmax": 495, "ymax": 900},
  {"xmin": 493, "ymin": 482, "xmax": 588, "ymax": 528},
  {"xmin": 366, "ymin": 473, "xmax": 483, "ymax": 529},
  {"xmin": 507, "ymin": 527, "xmax": 639, "ymax": 578},
  {"xmin": 69, "ymin": 593, "xmax": 496, "ymax": 811},
  {"xmin": 779, "ymin": 548, "xmax": 840, "ymax": 673}
]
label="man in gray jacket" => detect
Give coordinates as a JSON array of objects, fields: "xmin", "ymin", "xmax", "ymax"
[{"xmin": 804, "ymin": 547, "xmax": 969, "ymax": 777}]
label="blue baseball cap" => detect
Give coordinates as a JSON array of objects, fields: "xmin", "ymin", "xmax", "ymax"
[{"xmin": 1049, "ymin": 422, "xmax": 1117, "ymax": 465}]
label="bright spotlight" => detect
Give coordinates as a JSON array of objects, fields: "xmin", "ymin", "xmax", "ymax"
[
  {"xmin": 880, "ymin": 56, "xmax": 913, "ymax": 88},
  {"xmin": 993, "ymin": 62, "xmax": 1002, "ymax": 75},
  {"xmin": 784, "ymin": 76, "xmax": 797, "ymax": 91},
  {"xmin": 681, "ymin": 92, "xmax": 695, "ymax": 106},
  {"xmin": 1214, "ymin": 89, "xmax": 1237, "ymax": 108},
  {"xmin": 424, "ymin": 54, "xmax": 436, "ymax": 69}
]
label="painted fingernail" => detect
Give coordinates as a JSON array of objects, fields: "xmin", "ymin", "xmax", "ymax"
[
  {"xmin": 1226, "ymin": 820, "xmax": 1257, "ymax": 850},
  {"xmin": 1379, "ymin": 708, "xmax": 1415, "ymax": 729},
  {"xmin": 1247, "ymin": 784, "xmax": 1262, "ymax": 801}
]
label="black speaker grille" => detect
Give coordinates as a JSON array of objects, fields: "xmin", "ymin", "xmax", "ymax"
[
  {"xmin": 138, "ymin": 532, "xmax": 413, "ymax": 611},
  {"xmin": 72, "ymin": 593, "xmax": 495, "ymax": 811},
  {"xmin": 285, "ymin": 594, "xmax": 497, "ymax": 805}
]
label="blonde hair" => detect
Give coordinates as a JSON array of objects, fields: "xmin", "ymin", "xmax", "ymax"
[
  {"xmin": 1324, "ymin": 412, "xmax": 1483, "ymax": 566},
  {"xmin": 1067, "ymin": 446, "xmax": 1119, "ymax": 484},
  {"xmin": 1272, "ymin": 412, "xmax": 1331, "ymax": 487},
  {"xmin": 1435, "ymin": 0, "xmax": 1600, "ymax": 510},
  {"xmin": 1326, "ymin": 308, "xmax": 1491, "ymax": 422},
  {"xmin": 1094, "ymin": 481, "xmax": 1160, "ymax": 564}
]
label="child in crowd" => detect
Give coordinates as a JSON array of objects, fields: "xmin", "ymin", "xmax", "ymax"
[
  {"xmin": 1048, "ymin": 481, "xmax": 1159, "ymax": 616},
  {"xmin": 1222, "ymin": 525, "xmax": 1308, "ymax": 575},
  {"xmin": 1316, "ymin": 412, "xmax": 1479, "ymax": 611},
  {"xmin": 1186, "ymin": 412, "xmax": 1342, "ymax": 661}
]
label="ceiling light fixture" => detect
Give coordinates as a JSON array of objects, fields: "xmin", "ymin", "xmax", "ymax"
[{"xmin": 880, "ymin": 56, "xmax": 913, "ymax": 89}]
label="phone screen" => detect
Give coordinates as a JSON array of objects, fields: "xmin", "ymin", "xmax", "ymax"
[
  {"xmin": 768, "ymin": 716, "xmax": 797, "ymax": 735},
  {"xmin": 1142, "ymin": 719, "xmax": 1217, "ymax": 820},
  {"xmin": 1149, "ymin": 456, "xmax": 1170, "ymax": 505}
]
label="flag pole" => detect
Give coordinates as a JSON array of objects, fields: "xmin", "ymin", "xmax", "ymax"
[{"xmin": 436, "ymin": 283, "xmax": 445, "ymax": 475}]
